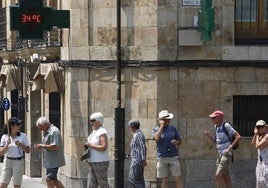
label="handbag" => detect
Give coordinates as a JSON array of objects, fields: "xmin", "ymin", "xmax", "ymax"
[{"xmin": 80, "ymin": 148, "xmax": 90, "ymax": 161}]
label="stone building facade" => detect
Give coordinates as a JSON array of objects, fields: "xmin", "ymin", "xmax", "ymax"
[{"xmin": 0, "ymin": 0, "xmax": 266, "ymax": 187}]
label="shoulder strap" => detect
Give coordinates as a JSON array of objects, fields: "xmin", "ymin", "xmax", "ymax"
[{"xmin": 222, "ymin": 122, "xmax": 232, "ymax": 141}]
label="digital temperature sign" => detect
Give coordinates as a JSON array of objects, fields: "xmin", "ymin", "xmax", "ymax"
[
  {"xmin": 21, "ymin": 14, "xmax": 42, "ymax": 23},
  {"xmin": 10, "ymin": 0, "xmax": 70, "ymax": 39}
]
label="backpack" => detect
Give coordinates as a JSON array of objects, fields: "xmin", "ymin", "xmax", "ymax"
[{"xmin": 222, "ymin": 122, "xmax": 239, "ymax": 150}]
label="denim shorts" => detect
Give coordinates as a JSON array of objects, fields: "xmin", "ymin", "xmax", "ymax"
[{"xmin": 46, "ymin": 168, "xmax": 59, "ymax": 180}]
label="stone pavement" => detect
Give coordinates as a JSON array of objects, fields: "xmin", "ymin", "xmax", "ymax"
[{"xmin": 0, "ymin": 162, "xmax": 46, "ymax": 188}]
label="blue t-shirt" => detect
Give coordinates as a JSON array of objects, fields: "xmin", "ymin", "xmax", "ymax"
[{"xmin": 152, "ymin": 125, "xmax": 181, "ymax": 158}]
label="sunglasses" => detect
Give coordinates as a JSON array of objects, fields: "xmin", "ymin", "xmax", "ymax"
[
  {"xmin": 212, "ymin": 117, "xmax": 217, "ymax": 119},
  {"xmin": 90, "ymin": 119, "xmax": 96, "ymax": 123},
  {"xmin": 11, "ymin": 124, "xmax": 21, "ymax": 126},
  {"xmin": 256, "ymin": 126, "xmax": 265, "ymax": 129}
]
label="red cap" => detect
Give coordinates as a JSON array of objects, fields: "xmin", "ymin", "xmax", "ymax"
[{"xmin": 209, "ymin": 110, "xmax": 224, "ymax": 118}]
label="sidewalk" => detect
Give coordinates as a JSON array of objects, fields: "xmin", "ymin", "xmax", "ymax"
[{"xmin": 0, "ymin": 162, "xmax": 46, "ymax": 188}]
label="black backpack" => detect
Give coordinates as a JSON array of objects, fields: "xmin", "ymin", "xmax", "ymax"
[{"xmin": 222, "ymin": 122, "xmax": 239, "ymax": 150}]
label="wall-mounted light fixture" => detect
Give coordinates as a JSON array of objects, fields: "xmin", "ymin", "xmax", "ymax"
[
  {"xmin": 224, "ymin": 95, "xmax": 233, "ymax": 101},
  {"xmin": 30, "ymin": 53, "xmax": 47, "ymax": 63},
  {"xmin": 30, "ymin": 53, "xmax": 40, "ymax": 63}
]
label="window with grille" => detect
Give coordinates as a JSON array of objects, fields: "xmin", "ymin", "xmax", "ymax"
[
  {"xmin": 235, "ymin": 0, "xmax": 268, "ymax": 44},
  {"xmin": 11, "ymin": 90, "xmax": 18, "ymax": 117},
  {"xmin": 233, "ymin": 95, "xmax": 268, "ymax": 137},
  {"xmin": 49, "ymin": 92, "xmax": 61, "ymax": 130},
  {"xmin": 48, "ymin": 0, "xmax": 57, "ymax": 9},
  {"xmin": 0, "ymin": 8, "xmax": 6, "ymax": 50}
]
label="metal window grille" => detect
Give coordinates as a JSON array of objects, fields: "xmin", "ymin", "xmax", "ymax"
[
  {"xmin": 235, "ymin": 0, "xmax": 268, "ymax": 44},
  {"xmin": 48, "ymin": 0, "xmax": 57, "ymax": 8},
  {"xmin": 0, "ymin": 8, "xmax": 6, "ymax": 50},
  {"xmin": 11, "ymin": 90, "xmax": 18, "ymax": 118},
  {"xmin": 233, "ymin": 95, "xmax": 268, "ymax": 137}
]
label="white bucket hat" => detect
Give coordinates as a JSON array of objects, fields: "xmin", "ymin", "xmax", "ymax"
[{"xmin": 158, "ymin": 110, "xmax": 174, "ymax": 120}]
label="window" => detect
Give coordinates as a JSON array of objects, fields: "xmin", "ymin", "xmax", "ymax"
[
  {"xmin": 233, "ymin": 95, "xmax": 268, "ymax": 137},
  {"xmin": 48, "ymin": 0, "xmax": 57, "ymax": 9},
  {"xmin": 11, "ymin": 90, "xmax": 18, "ymax": 118},
  {"xmin": 49, "ymin": 92, "xmax": 61, "ymax": 130},
  {"xmin": 0, "ymin": 8, "xmax": 6, "ymax": 50},
  {"xmin": 235, "ymin": 0, "xmax": 268, "ymax": 44}
]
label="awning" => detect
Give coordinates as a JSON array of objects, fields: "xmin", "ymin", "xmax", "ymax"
[
  {"xmin": 32, "ymin": 63, "xmax": 64, "ymax": 93},
  {"xmin": 0, "ymin": 64, "xmax": 20, "ymax": 91}
]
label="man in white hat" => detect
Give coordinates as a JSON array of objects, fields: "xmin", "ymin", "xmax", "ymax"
[{"xmin": 152, "ymin": 110, "xmax": 183, "ymax": 188}]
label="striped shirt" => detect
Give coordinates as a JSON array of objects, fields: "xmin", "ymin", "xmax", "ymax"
[{"xmin": 130, "ymin": 129, "xmax": 147, "ymax": 166}]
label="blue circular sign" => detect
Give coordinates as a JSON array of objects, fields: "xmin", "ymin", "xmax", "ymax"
[{"xmin": 2, "ymin": 98, "xmax": 10, "ymax": 111}]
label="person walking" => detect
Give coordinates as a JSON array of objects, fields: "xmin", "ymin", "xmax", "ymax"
[
  {"xmin": 152, "ymin": 110, "xmax": 183, "ymax": 188},
  {"xmin": 34, "ymin": 117, "xmax": 65, "ymax": 188},
  {"xmin": 204, "ymin": 110, "xmax": 241, "ymax": 188},
  {"xmin": 251, "ymin": 120, "xmax": 268, "ymax": 188},
  {"xmin": 0, "ymin": 117, "xmax": 30, "ymax": 188},
  {"xmin": 84, "ymin": 112, "xmax": 109, "ymax": 188},
  {"xmin": 128, "ymin": 119, "xmax": 147, "ymax": 188}
]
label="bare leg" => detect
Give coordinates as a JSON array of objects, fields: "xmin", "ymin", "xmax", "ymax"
[
  {"xmin": 46, "ymin": 179, "xmax": 65, "ymax": 188},
  {"xmin": 215, "ymin": 172, "xmax": 223, "ymax": 188},
  {"xmin": 161, "ymin": 177, "xmax": 168, "ymax": 188},
  {"xmin": 0, "ymin": 183, "xmax": 8, "ymax": 188},
  {"xmin": 46, "ymin": 179, "xmax": 55, "ymax": 188},
  {"xmin": 55, "ymin": 180, "xmax": 65, "ymax": 188},
  {"xmin": 173, "ymin": 176, "xmax": 183, "ymax": 188},
  {"xmin": 223, "ymin": 175, "xmax": 232, "ymax": 188}
]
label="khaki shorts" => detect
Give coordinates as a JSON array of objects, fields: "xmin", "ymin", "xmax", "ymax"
[
  {"xmin": 216, "ymin": 155, "xmax": 231, "ymax": 176},
  {"xmin": 0, "ymin": 158, "xmax": 24, "ymax": 185},
  {"xmin": 157, "ymin": 156, "xmax": 181, "ymax": 178}
]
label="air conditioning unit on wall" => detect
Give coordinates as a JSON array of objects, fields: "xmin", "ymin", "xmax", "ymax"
[{"xmin": 178, "ymin": 29, "xmax": 203, "ymax": 46}]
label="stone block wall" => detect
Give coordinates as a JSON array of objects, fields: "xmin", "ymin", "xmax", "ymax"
[{"xmin": 59, "ymin": 65, "xmax": 262, "ymax": 187}]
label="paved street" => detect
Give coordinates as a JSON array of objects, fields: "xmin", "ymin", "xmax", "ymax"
[{"xmin": 0, "ymin": 162, "xmax": 46, "ymax": 188}]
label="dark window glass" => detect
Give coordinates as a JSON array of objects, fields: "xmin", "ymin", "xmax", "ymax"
[{"xmin": 49, "ymin": 92, "xmax": 61, "ymax": 130}]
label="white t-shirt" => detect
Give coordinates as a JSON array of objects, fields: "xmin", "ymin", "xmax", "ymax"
[
  {"xmin": 0, "ymin": 133, "xmax": 30, "ymax": 158},
  {"xmin": 87, "ymin": 127, "xmax": 109, "ymax": 162}
]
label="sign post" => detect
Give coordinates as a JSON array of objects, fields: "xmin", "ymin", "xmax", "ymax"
[
  {"xmin": 1, "ymin": 98, "xmax": 10, "ymax": 111},
  {"xmin": 1, "ymin": 98, "xmax": 10, "ymax": 135}
]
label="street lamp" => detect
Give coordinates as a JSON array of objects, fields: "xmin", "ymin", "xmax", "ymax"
[
  {"xmin": 114, "ymin": 0, "xmax": 125, "ymax": 187},
  {"xmin": 16, "ymin": 57, "xmax": 25, "ymax": 121}
]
